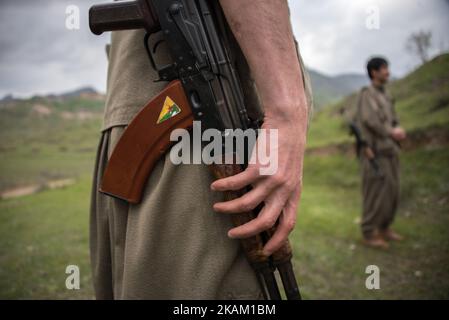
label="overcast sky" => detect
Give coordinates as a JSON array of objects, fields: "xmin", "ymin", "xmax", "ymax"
[{"xmin": 0, "ymin": 0, "xmax": 448, "ymax": 97}]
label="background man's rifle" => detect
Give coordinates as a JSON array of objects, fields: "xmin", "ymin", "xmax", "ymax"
[
  {"xmin": 349, "ymin": 122, "xmax": 383, "ymax": 177},
  {"xmin": 89, "ymin": 0, "xmax": 301, "ymax": 300}
]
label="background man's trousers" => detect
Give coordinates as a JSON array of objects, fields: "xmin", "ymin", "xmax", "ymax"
[{"xmin": 361, "ymin": 155, "xmax": 400, "ymax": 237}]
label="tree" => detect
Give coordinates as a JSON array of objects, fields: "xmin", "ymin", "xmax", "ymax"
[{"xmin": 406, "ymin": 30, "xmax": 432, "ymax": 64}]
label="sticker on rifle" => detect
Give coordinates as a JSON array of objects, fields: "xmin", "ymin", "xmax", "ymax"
[{"xmin": 157, "ymin": 96, "xmax": 182, "ymax": 124}]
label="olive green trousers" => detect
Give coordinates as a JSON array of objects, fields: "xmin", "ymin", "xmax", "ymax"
[{"xmin": 361, "ymin": 155, "xmax": 400, "ymax": 237}]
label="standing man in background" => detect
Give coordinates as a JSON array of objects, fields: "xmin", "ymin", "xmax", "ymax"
[{"xmin": 355, "ymin": 57, "xmax": 406, "ymax": 249}]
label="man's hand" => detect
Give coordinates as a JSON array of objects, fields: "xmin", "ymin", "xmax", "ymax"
[
  {"xmin": 211, "ymin": 114, "xmax": 306, "ymax": 256},
  {"xmin": 391, "ymin": 127, "xmax": 406, "ymax": 141},
  {"xmin": 215, "ymin": 0, "xmax": 308, "ymax": 256}
]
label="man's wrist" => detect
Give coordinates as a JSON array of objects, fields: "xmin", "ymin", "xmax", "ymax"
[{"xmin": 264, "ymin": 101, "xmax": 308, "ymax": 125}]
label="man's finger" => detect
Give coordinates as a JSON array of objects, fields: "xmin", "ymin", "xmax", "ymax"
[
  {"xmin": 262, "ymin": 205, "xmax": 297, "ymax": 256},
  {"xmin": 227, "ymin": 192, "xmax": 287, "ymax": 239},
  {"xmin": 211, "ymin": 165, "xmax": 259, "ymax": 191},
  {"xmin": 263, "ymin": 183, "xmax": 301, "ymax": 255},
  {"xmin": 213, "ymin": 180, "xmax": 273, "ymax": 213}
]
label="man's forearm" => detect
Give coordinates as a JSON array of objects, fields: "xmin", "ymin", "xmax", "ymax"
[
  {"xmin": 213, "ymin": 0, "xmax": 308, "ymax": 256},
  {"xmin": 219, "ymin": 0, "xmax": 308, "ymax": 123}
]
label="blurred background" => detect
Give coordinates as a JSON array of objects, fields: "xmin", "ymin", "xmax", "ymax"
[{"xmin": 0, "ymin": 0, "xmax": 448, "ymax": 299}]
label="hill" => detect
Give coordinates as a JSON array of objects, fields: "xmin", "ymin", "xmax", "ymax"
[
  {"xmin": 1, "ymin": 86, "xmax": 105, "ymax": 103},
  {"xmin": 307, "ymin": 69, "xmax": 369, "ymax": 109}
]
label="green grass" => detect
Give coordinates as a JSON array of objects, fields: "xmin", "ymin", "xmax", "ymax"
[
  {"xmin": 0, "ymin": 175, "xmax": 94, "ymax": 299},
  {"xmin": 306, "ymin": 107, "xmax": 352, "ymax": 149}
]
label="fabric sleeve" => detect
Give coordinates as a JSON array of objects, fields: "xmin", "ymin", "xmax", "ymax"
[{"xmin": 359, "ymin": 90, "xmax": 392, "ymax": 138}]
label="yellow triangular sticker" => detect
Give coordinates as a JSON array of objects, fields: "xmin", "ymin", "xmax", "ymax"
[{"xmin": 157, "ymin": 96, "xmax": 182, "ymax": 124}]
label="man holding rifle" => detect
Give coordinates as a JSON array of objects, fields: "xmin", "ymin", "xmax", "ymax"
[
  {"xmin": 90, "ymin": 0, "xmax": 312, "ymax": 299},
  {"xmin": 354, "ymin": 57, "xmax": 406, "ymax": 249}
]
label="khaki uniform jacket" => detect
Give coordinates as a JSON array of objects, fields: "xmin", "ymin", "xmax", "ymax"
[{"xmin": 356, "ymin": 85, "xmax": 399, "ymax": 157}]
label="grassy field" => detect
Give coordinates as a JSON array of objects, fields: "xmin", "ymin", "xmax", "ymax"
[
  {"xmin": 0, "ymin": 175, "xmax": 93, "ymax": 299},
  {"xmin": 0, "ymin": 55, "xmax": 448, "ymax": 299},
  {"xmin": 0, "ymin": 96, "xmax": 101, "ymax": 299}
]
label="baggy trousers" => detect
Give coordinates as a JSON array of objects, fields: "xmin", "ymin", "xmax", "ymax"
[{"xmin": 361, "ymin": 155, "xmax": 400, "ymax": 237}]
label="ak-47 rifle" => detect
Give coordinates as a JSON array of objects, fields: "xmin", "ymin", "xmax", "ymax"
[
  {"xmin": 349, "ymin": 122, "xmax": 383, "ymax": 177},
  {"xmin": 89, "ymin": 0, "xmax": 301, "ymax": 300}
]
